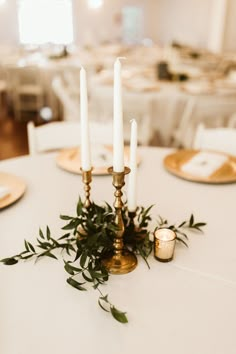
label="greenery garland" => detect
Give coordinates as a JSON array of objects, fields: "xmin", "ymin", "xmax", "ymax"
[{"xmin": 0, "ymin": 198, "xmax": 206, "ymax": 324}]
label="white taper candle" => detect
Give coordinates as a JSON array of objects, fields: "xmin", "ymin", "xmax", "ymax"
[
  {"xmin": 128, "ymin": 119, "xmax": 138, "ymax": 212},
  {"xmin": 113, "ymin": 58, "xmax": 124, "ymax": 172},
  {"xmin": 80, "ymin": 67, "xmax": 91, "ymax": 171}
]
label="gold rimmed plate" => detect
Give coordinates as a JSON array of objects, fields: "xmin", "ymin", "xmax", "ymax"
[
  {"xmin": 163, "ymin": 149, "xmax": 236, "ymax": 184},
  {"xmin": 56, "ymin": 145, "xmax": 141, "ymax": 175},
  {"xmin": 0, "ymin": 172, "xmax": 26, "ymax": 209}
]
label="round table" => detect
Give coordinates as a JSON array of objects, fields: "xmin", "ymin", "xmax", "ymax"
[{"xmin": 0, "ymin": 147, "xmax": 236, "ymax": 354}]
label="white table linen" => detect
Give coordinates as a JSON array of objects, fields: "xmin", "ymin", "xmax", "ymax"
[{"xmin": 0, "ymin": 147, "xmax": 236, "ymax": 354}]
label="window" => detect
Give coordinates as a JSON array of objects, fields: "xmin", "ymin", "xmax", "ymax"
[
  {"xmin": 88, "ymin": 0, "xmax": 103, "ymax": 9},
  {"xmin": 17, "ymin": 0, "xmax": 74, "ymax": 45},
  {"xmin": 122, "ymin": 6, "xmax": 144, "ymax": 45}
]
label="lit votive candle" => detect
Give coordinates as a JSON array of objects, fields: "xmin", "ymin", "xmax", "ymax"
[{"xmin": 154, "ymin": 228, "xmax": 176, "ymax": 262}]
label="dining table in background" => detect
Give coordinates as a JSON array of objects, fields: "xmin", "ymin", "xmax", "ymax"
[{"xmin": 0, "ymin": 147, "xmax": 236, "ymax": 354}]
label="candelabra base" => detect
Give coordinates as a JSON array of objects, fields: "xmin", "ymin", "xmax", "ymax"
[{"xmin": 102, "ymin": 250, "xmax": 137, "ymax": 275}]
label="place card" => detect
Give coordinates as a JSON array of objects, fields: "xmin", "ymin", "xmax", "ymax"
[{"xmin": 181, "ymin": 151, "xmax": 228, "ymax": 177}]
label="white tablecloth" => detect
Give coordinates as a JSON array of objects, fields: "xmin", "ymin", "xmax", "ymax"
[{"xmin": 0, "ymin": 147, "xmax": 236, "ymax": 354}]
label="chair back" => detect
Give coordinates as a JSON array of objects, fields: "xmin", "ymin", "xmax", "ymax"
[
  {"xmin": 52, "ymin": 76, "xmax": 79, "ymax": 121},
  {"xmin": 90, "ymin": 85, "xmax": 154, "ymax": 145},
  {"xmin": 27, "ymin": 121, "xmax": 81, "ymax": 155},
  {"xmin": 27, "ymin": 120, "xmax": 113, "ymax": 156},
  {"xmin": 193, "ymin": 123, "xmax": 236, "ymax": 156},
  {"xmin": 175, "ymin": 97, "xmax": 236, "ymax": 148}
]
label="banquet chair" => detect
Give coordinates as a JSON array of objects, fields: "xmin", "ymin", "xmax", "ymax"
[
  {"xmin": 173, "ymin": 97, "xmax": 236, "ymax": 148},
  {"xmin": 90, "ymin": 86, "xmax": 154, "ymax": 145},
  {"xmin": 52, "ymin": 76, "xmax": 79, "ymax": 121},
  {"xmin": 193, "ymin": 123, "xmax": 236, "ymax": 156},
  {"xmin": 9, "ymin": 66, "xmax": 44, "ymax": 121},
  {"xmin": 27, "ymin": 120, "xmax": 113, "ymax": 156}
]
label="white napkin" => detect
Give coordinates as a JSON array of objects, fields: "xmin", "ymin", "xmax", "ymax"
[
  {"xmin": 0, "ymin": 185, "xmax": 10, "ymax": 199},
  {"xmin": 181, "ymin": 152, "xmax": 228, "ymax": 177}
]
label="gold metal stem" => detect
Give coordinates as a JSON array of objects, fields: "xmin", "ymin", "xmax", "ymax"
[
  {"xmin": 102, "ymin": 166, "xmax": 138, "ymax": 274},
  {"xmin": 81, "ymin": 168, "xmax": 92, "ymax": 209}
]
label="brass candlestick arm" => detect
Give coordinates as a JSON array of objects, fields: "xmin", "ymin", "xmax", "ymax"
[
  {"xmin": 102, "ymin": 166, "xmax": 138, "ymax": 275},
  {"xmin": 81, "ymin": 168, "xmax": 92, "ymax": 209}
]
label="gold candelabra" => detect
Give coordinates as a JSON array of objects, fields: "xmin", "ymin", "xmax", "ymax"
[
  {"xmin": 102, "ymin": 167, "xmax": 138, "ymax": 274},
  {"xmin": 81, "ymin": 168, "xmax": 92, "ymax": 208}
]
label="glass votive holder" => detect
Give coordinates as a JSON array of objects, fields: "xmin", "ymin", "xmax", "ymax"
[{"xmin": 154, "ymin": 228, "xmax": 176, "ymax": 262}]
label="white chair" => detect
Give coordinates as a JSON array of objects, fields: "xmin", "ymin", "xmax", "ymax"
[
  {"xmin": 90, "ymin": 85, "xmax": 154, "ymax": 145},
  {"xmin": 52, "ymin": 75, "xmax": 80, "ymax": 121},
  {"xmin": 9, "ymin": 66, "xmax": 44, "ymax": 121},
  {"xmin": 173, "ymin": 97, "xmax": 236, "ymax": 148},
  {"xmin": 27, "ymin": 120, "xmax": 113, "ymax": 156},
  {"xmin": 193, "ymin": 123, "xmax": 236, "ymax": 156}
]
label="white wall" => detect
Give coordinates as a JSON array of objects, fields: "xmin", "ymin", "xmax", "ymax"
[
  {"xmin": 72, "ymin": 0, "xmax": 152, "ymax": 45},
  {"xmin": 0, "ymin": 0, "xmax": 18, "ymax": 45},
  {"xmin": 0, "ymin": 0, "xmax": 236, "ymax": 52},
  {"xmin": 223, "ymin": 0, "xmax": 236, "ymax": 51},
  {"xmin": 153, "ymin": 0, "xmax": 212, "ymax": 48}
]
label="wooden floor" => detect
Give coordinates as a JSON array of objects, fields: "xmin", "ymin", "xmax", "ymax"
[{"xmin": 0, "ymin": 111, "xmax": 29, "ymax": 160}]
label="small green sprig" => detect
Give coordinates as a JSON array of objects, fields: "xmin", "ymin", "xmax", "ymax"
[
  {"xmin": 0, "ymin": 199, "xmax": 206, "ymax": 324},
  {"xmin": 0, "ymin": 226, "xmax": 76, "ymax": 265},
  {"xmin": 155, "ymin": 214, "xmax": 206, "ymax": 247}
]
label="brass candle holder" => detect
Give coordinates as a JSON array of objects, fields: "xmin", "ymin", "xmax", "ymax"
[
  {"xmin": 102, "ymin": 167, "xmax": 138, "ymax": 274},
  {"xmin": 80, "ymin": 168, "xmax": 92, "ymax": 208}
]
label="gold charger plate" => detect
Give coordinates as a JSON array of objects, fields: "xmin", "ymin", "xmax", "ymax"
[
  {"xmin": 56, "ymin": 145, "xmax": 141, "ymax": 175},
  {"xmin": 0, "ymin": 172, "xmax": 26, "ymax": 209},
  {"xmin": 163, "ymin": 149, "xmax": 236, "ymax": 184}
]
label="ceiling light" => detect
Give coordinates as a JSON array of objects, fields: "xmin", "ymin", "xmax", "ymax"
[{"xmin": 88, "ymin": 0, "xmax": 103, "ymax": 9}]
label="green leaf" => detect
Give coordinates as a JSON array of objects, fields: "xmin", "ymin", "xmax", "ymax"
[
  {"xmin": 21, "ymin": 254, "xmax": 34, "ymax": 260},
  {"xmin": 65, "ymin": 262, "xmax": 81, "ymax": 272},
  {"xmin": 178, "ymin": 221, "xmax": 186, "ymax": 227},
  {"xmin": 66, "ymin": 277, "xmax": 86, "ymax": 291},
  {"xmin": 39, "ymin": 228, "xmax": 44, "ymax": 239},
  {"xmin": 80, "ymin": 251, "xmax": 87, "ymax": 268},
  {"xmin": 24, "ymin": 240, "xmax": 29, "ymax": 252},
  {"xmin": 27, "ymin": 242, "xmax": 35, "ymax": 253},
  {"xmin": 60, "ymin": 215, "xmax": 73, "ymax": 220},
  {"xmin": 98, "ymin": 298, "xmax": 109, "ymax": 312},
  {"xmin": 76, "ymin": 198, "xmax": 83, "ymax": 216},
  {"xmin": 0, "ymin": 257, "xmax": 18, "ymax": 265},
  {"xmin": 193, "ymin": 222, "xmax": 207, "ymax": 228},
  {"xmin": 82, "ymin": 272, "xmax": 93, "ymax": 282},
  {"xmin": 58, "ymin": 233, "xmax": 71, "ymax": 240},
  {"xmin": 189, "ymin": 214, "xmax": 194, "ymax": 227},
  {"xmin": 176, "ymin": 230, "xmax": 188, "ymax": 240},
  {"xmin": 110, "ymin": 306, "xmax": 128, "ymax": 323},
  {"xmin": 176, "ymin": 237, "xmax": 188, "ymax": 247},
  {"xmin": 64, "ymin": 263, "xmax": 75, "ymax": 275},
  {"xmin": 62, "ymin": 219, "xmax": 79, "ymax": 230},
  {"xmin": 38, "ymin": 251, "xmax": 57, "ymax": 260},
  {"xmin": 46, "ymin": 226, "xmax": 51, "ymax": 240},
  {"xmin": 74, "ymin": 248, "xmax": 82, "ymax": 262}
]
